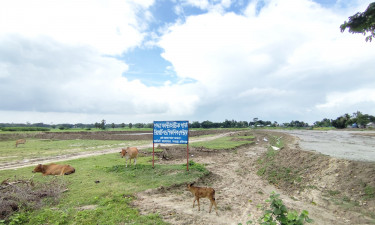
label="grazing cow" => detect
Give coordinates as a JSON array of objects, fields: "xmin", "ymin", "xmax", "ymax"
[
  {"xmin": 32, "ymin": 163, "xmax": 75, "ymax": 176},
  {"xmin": 121, "ymin": 147, "xmax": 138, "ymax": 167},
  {"xmin": 187, "ymin": 182, "xmax": 218, "ymax": 215},
  {"xmin": 15, "ymin": 139, "xmax": 26, "ymax": 147}
]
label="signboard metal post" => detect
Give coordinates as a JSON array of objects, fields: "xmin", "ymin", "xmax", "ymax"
[{"xmin": 153, "ymin": 121, "xmax": 189, "ymax": 171}]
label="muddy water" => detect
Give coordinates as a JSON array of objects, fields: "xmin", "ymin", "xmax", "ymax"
[{"xmin": 277, "ymin": 130, "xmax": 375, "ymax": 162}]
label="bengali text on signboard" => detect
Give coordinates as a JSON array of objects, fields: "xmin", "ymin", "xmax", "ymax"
[{"xmin": 153, "ymin": 121, "xmax": 189, "ymax": 144}]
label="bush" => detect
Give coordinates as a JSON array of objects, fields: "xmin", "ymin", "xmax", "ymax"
[
  {"xmin": 239, "ymin": 192, "xmax": 313, "ymax": 225},
  {"xmin": 259, "ymin": 192, "xmax": 313, "ymax": 225}
]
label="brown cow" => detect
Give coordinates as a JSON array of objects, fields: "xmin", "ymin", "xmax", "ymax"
[
  {"xmin": 121, "ymin": 147, "xmax": 138, "ymax": 167},
  {"xmin": 32, "ymin": 163, "xmax": 75, "ymax": 176},
  {"xmin": 15, "ymin": 139, "xmax": 26, "ymax": 147}
]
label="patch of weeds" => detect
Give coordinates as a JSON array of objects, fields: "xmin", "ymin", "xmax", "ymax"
[
  {"xmin": 268, "ymin": 135, "xmax": 284, "ymax": 149},
  {"xmin": 327, "ymin": 190, "xmax": 340, "ymax": 196},
  {"xmin": 186, "ymin": 160, "xmax": 208, "ymax": 173},
  {"xmin": 256, "ymin": 167, "xmax": 266, "ymax": 176},
  {"xmin": 142, "ymin": 147, "xmax": 164, "ymax": 153},
  {"xmin": 223, "ymin": 205, "xmax": 232, "ymax": 211},
  {"xmin": 364, "ymin": 185, "xmax": 375, "ymax": 200},
  {"xmin": 342, "ymin": 196, "xmax": 351, "ymax": 202},
  {"xmin": 256, "ymin": 148, "xmax": 303, "ymax": 189},
  {"xmin": 265, "ymin": 148, "xmax": 277, "ymax": 159},
  {"xmin": 244, "ymin": 192, "xmax": 313, "ymax": 225},
  {"xmin": 306, "ymin": 185, "xmax": 318, "ymax": 190},
  {"xmin": 266, "ymin": 167, "xmax": 301, "ymax": 186}
]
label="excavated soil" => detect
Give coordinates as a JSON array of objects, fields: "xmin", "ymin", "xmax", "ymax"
[{"xmin": 134, "ymin": 130, "xmax": 375, "ymax": 225}]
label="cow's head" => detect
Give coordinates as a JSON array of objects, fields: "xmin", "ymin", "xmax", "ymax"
[
  {"xmin": 121, "ymin": 148, "xmax": 127, "ymax": 158},
  {"xmin": 32, "ymin": 164, "xmax": 43, "ymax": 173}
]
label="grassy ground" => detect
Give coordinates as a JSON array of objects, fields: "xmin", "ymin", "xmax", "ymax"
[
  {"xmin": 0, "ymin": 153, "xmax": 208, "ymax": 224},
  {"xmin": 0, "ymin": 139, "xmax": 149, "ymax": 163},
  {"xmin": 190, "ymin": 135, "xmax": 254, "ymax": 150},
  {"xmin": 0, "ymin": 131, "xmax": 255, "ymax": 224}
]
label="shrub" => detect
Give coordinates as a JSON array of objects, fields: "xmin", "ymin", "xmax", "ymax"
[
  {"xmin": 239, "ymin": 192, "xmax": 313, "ymax": 225},
  {"xmin": 259, "ymin": 192, "xmax": 313, "ymax": 225}
]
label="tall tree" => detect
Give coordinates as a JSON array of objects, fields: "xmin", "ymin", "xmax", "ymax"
[{"xmin": 340, "ymin": 2, "xmax": 375, "ymax": 42}]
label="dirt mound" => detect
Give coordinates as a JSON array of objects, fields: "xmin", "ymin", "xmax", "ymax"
[{"xmin": 255, "ymin": 131, "xmax": 375, "ymax": 224}]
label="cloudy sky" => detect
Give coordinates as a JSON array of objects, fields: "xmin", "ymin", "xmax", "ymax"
[{"xmin": 0, "ymin": 0, "xmax": 374, "ymax": 125}]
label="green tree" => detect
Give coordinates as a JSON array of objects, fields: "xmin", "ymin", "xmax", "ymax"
[
  {"xmin": 99, "ymin": 119, "xmax": 106, "ymax": 130},
  {"xmin": 353, "ymin": 111, "xmax": 371, "ymax": 127},
  {"xmin": 332, "ymin": 114, "xmax": 350, "ymax": 129},
  {"xmin": 340, "ymin": 2, "xmax": 375, "ymax": 42},
  {"xmin": 190, "ymin": 121, "xmax": 201, "ymax": 128},
  {"xmin": 201, "ymin": 120, "xmax": 213, "ymax": 129},
  {"xmin": 129, "ymin": 123, "xmax": 133, "ymax": 129}
]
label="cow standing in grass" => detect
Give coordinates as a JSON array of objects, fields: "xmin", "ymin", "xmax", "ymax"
[
  {"xmin": 15, "ymin": 139, "xmax": 26, "ymax": 147},
  {"xmin": 121, "ymin": 147, "xmax": 138, "ymax": 167}
]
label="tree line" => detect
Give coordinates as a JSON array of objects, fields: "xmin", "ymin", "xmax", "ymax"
[
  {"xmin": 1, "ymin": 111, "xmax": 374, "ymax": 130},
  {"xmin": 314, "ymin": 111, "xmax": 375, "ymax": 129}
]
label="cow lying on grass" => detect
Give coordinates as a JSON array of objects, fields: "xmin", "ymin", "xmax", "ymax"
[
  {"xmin": 187, "ymin": 182, "xmax": 218, "ymax": 215},
  {"xmin": 121, "ymin": 147, "xmax": 138, "ymax": 167},
  {"xmin": 32, "ymin": 163, "xmax": 75, "ymax": 176},
  {"xmin": 15, "ymin": 139, "xmax": 26, "ymax": 147}
]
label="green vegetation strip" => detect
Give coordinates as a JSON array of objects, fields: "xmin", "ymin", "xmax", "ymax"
[
  {"xmin": 190, "ymin": 136, "xmax": 254, "ymax": 150},
  {"xmin": 0, "ymin": 154, "xmax": 208, "ymax": 224},
  {"xmin": 0, "ymin": 127, "xmax": 50, "ymax": 132}
]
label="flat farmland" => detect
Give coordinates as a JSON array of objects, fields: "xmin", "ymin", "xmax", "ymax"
[{"xmin": 0, "ymin": 129, "xmax": 374, "ymax": 224}]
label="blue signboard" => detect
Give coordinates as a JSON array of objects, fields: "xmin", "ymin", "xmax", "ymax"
[{"xmin": 153, "ymin": 121, "xmax": 189, "ymax": 144}]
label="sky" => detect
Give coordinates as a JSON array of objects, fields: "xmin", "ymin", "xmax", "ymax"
[{"xmin": 0, "ymin": 0, "xmax": 374, "ymax": 125}]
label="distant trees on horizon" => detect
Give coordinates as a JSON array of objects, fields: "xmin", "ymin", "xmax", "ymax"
[{"xmin": 1, "ymin": 111, "xmax": 374, "ymax": 130}]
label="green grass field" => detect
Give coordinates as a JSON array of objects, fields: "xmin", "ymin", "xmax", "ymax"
[
  {"xmin": 0, "ymin": 131, "xmax": 255, "ymax": 224},
  {"xmin": 190, "ymin": 136, "xmax": 254, "ymax": 149},
  {"xmin": 0, "ymin": 153, "xmax": 208, "ymax": 224},
  {"xmin": 0, "ymin": 139, "xmax": 149, "ymax": 163}
]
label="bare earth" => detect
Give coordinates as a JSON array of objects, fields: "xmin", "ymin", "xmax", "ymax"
[
  {"xmin": 1, "ymin": 129, "xmax": 375, "ymax": 224},
  {"xmin": 133, "ymin": 130, "xmax": 375, "ymax": 225}
]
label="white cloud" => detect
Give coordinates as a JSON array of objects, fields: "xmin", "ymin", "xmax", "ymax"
[
  {"xmin": 1, "ymin": 0, "xmax": 375, "ymax": 124},
  {"xmin": 157, "ymin": 0, "xmax": 375, "ymax": 123},
  {"xmin": 316, "ymin": 89, "xmax": 375, "ymax": 110},
  {"xmin": 0, "ymin": 0, "xmax": 153, "ymax": 55}
]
